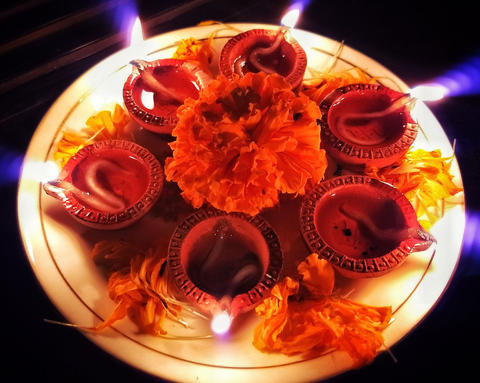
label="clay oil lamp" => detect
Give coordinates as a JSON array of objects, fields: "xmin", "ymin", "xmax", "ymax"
[
  {"xmin": 43, "ymin": 139, "xmax": 164, "ymax": 230},
  {"xmin": 123, "ymin": 58, "xmax": 210, "ymax": 134},
  {"xmin": 167, "ymin": 208, "xmax": 283, "ymax": 334},
  {"xmin": 318, "ymin": 83, "xmax": 419, "ymax": 170},
  {"xmin": 219, "ymin": 8, "xmax": 307, "ymax": 89},
  {"xmin": 299, "ymin": 175, "xmax": 436, "ymax": 279}
]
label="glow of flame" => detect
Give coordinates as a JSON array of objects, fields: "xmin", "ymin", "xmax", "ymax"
[
  {"xmin": 463, "ymin": 212, "xmax": 480, "ymax": 272},
  {"xmin": 87, "ymin": 16, "xmax": 146, "ymax": 111},
  {"xmin": 89, "ymin": 86, "xmax": 125, "ymax": 111},
  {"xmin": 281, "ymin": 8, "xmax": 300, "ymax": 29},
  {"xmin": 433, "ymin": 54, "xmax": 480, "ymax": 97},
  {"xmin": 89, "ymin": 92, "xmax": 106, "ymax": 111},
  {"xmin": 17, "ymin": 192, "xmax": 37, "ymax": 263},
  {"xmin": 210, "ymin": 311, "xmax": 231, "ymax": 335},
  {"xmin": 22, "ymin": 160, "xmax": 60, "ymax": 183},
  {"xmin": 409, "ymin": 84, "xmax": 448, "ymax": 102}
]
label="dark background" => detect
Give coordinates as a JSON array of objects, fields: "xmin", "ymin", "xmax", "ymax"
[{"xmin": 2, "ymin": 1, "xmax": 479, "ymax": 382}]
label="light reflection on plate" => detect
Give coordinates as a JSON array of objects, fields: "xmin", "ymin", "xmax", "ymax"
[{"xmin": 17, "ymin": 23, "xmax": 465, "ymax": 383}]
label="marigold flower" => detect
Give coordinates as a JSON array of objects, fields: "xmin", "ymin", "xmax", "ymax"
[
  {"xmin": 173, "ymin": 36, "xmax": 215, "ymax": 75},
  {"xmin": 253, "ymin": 254, "xmax": 392, "ymax": 366},
  {"xmin": 53, "ymin": 104, "xmax": 131, "ymax": 168},
  {"xmin": 301, "ymin": 67, "xmax": 378, "ymax": 104},
  {"xmin": 365, "ymin": 148, "xmax": 463, "ymax": 229},
  {"xmin": 165, "ymin": 72, "xmax": 327, "ymax": 215}
]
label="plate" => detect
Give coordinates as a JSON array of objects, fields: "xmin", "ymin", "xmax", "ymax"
[{"xmin": 17, "ymin": 23, "xmax": 465, "ymax": 383}]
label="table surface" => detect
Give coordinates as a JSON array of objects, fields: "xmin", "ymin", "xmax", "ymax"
[{"xmin": 2, "ymin": 1, "xmax": 479, "ymax": 382}]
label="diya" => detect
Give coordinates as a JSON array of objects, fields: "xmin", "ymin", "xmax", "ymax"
[
  {"xmin": 219, "ymin": 28, "xmax": 307, "ymax": 89},
  {"xmin": 318, "ymin": 83, "xmax": 419, "ymax": 170},
  {"xmin": 167, "ymin": 208, "xmax": 283, "ymax": 326},
  {"xmin": 299, "ymin": 175, "xmax": 435, "ymax": 279},
  {"xmin": 123, "ymin": 58, "xmax": 211, "ymax": 134},
  {"xmin": 43, "ymin": 139, "xmax": 164, "ymax": 230}
]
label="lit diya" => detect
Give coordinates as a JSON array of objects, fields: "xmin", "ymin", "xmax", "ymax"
[
  {"xmin": 167, "ymin": 208, "xmax": 283, "ymax": 333},
  {"xmin": 43, "ymin": 140, "xmax": 164, "ymax": 230},
  {"xmin": 299, "ymin": 175, "xmax": 435, "ymax": 279},
  {"xmin": 219, "ymin": 28, "xmax": 307, "ymax": 89},
  {"xmin": 318, "ymin": 83, "xmax": 419, "ymax": 170},
  {"xmin": 123, "ymin": 58, "xmax": 210, "ymax": 134}
]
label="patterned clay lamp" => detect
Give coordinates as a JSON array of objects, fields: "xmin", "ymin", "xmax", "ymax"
[
  {"xmin": 167, "ymin": 208, "xmax": 283, "ymax": 334},
  {"xmin": 123, "ymin": 59, "xmax": 210, "ymax": 134},
  {"xmin": 122, "ymin": 18, "xmax": 210, "ymax": 134},
  {"xmin": 299, "ymin": 175, "xmax": 436, "ymax": 279},
  {"xmin": 318, "ymin": 83, "xmax": 420, "ymax": 170},
  {"xmin": 219, "ymin": 7, "xmax": 307, "ymax": 89},
  {"xmin": 43, "ymin": 140, "xmax": 164, "ymax": 230}
]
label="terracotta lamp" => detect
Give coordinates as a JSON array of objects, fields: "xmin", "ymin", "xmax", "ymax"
[
  {"xmin": 219, "ymin": 28, "xmax": 307, "ymax": 89},
  {"xmin": 43, "ymin": 140, "xmax": 164, "ymax": 230},
  {"xmin": 123, "ymin": 58, "xmax": 210, "ymax": 134},
  {"xmin": 318, "ymin": 83, "xmax": 419, "ymax": 170},
  {"xmin": 167, "ymin": 208, "xmax": 283, "ymax": 328},
  {"xmin": 299, "ymin": 175, "xmax": 435, "ymax": 279}
]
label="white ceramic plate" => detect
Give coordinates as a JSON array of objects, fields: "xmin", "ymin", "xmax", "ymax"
[{"xmin": 17, "ymin": 23, "xmax": 465, "ymax": 383}]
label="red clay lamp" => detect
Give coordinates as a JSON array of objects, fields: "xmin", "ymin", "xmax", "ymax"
[
  {"xmin": 167, "ymin": 208, "xmax": 283, "ymax": 333},
  {"xmin": 300, "ymin": 175, "xmax": 436, "ymax": 279},
  {"xmin": 318, "ymin": 83, "xmax": 420, "ymax": 170},
  {"xmin": 43, "ymin": 140, "xmax": 164, "ymax": 230},
  {"xmin": 123, "ymin": 58, "xmax": 210, "ymax": 134},
  {"xmin": 219, "ymin": 9, "xmax": 307, "ymax": 89}
]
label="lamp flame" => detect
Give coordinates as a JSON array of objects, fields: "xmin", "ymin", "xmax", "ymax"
[
  {"xmin": 410, "ymin": 84, "xmax": 448, "ymax": 102},
  {"xmin": 129, "ymin": 17, "xmax": 143, "ymax": 47},
  {"xmin": 87, "ymin": 15, "xmax": 146, "ymax": 111},
  {"xmin": 23, "ymin": 160, "xmax": 60, "ymax": 183},
  {"xmin": 128, "ymin": 16, "xmax": 147, "ymax": 61},
  {"xmin": 211, "ymin": 311, "xmax": 231, "ymax": 335},
  {"xmin": 281, "ymin": 8, "xmax": 301, "ymax": 29}
]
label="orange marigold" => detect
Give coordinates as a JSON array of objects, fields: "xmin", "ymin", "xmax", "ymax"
[
  {"xmin": 90, "ymin": 239, "xmax": 183, "ymax": 336},
  {"xmin": 301, "ymin": 67, "xmax": 378, "ymax": 105},
  {"xmin": 173, "ymin": 36, "xmax": 215, "ymax": 75},
  {"xmin": 253, "ymin": 254, "xmax": 392, "ymax": 366},
  {"xmin": 165, "ymin": 72, "xmax": 327, "ymax": 215},
  {"xmin": 365, "ymin": 148, "xmax": 463, "ymax": 229},
  {"xmin": 53, "ymin": 104, "xmax": 131, "ymax": 168}
]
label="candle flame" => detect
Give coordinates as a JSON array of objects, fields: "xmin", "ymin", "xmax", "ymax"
[
  {"xmin": 211, "ymin": 311, "xmax": 231, "ymax": 335},
  {"xmin": 409, "ymin": 84, "xmax": 448, "ymax": 102},
  {"xmin": 281, "ymin": 8, "xmax": 300, "ymax": 29}
]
